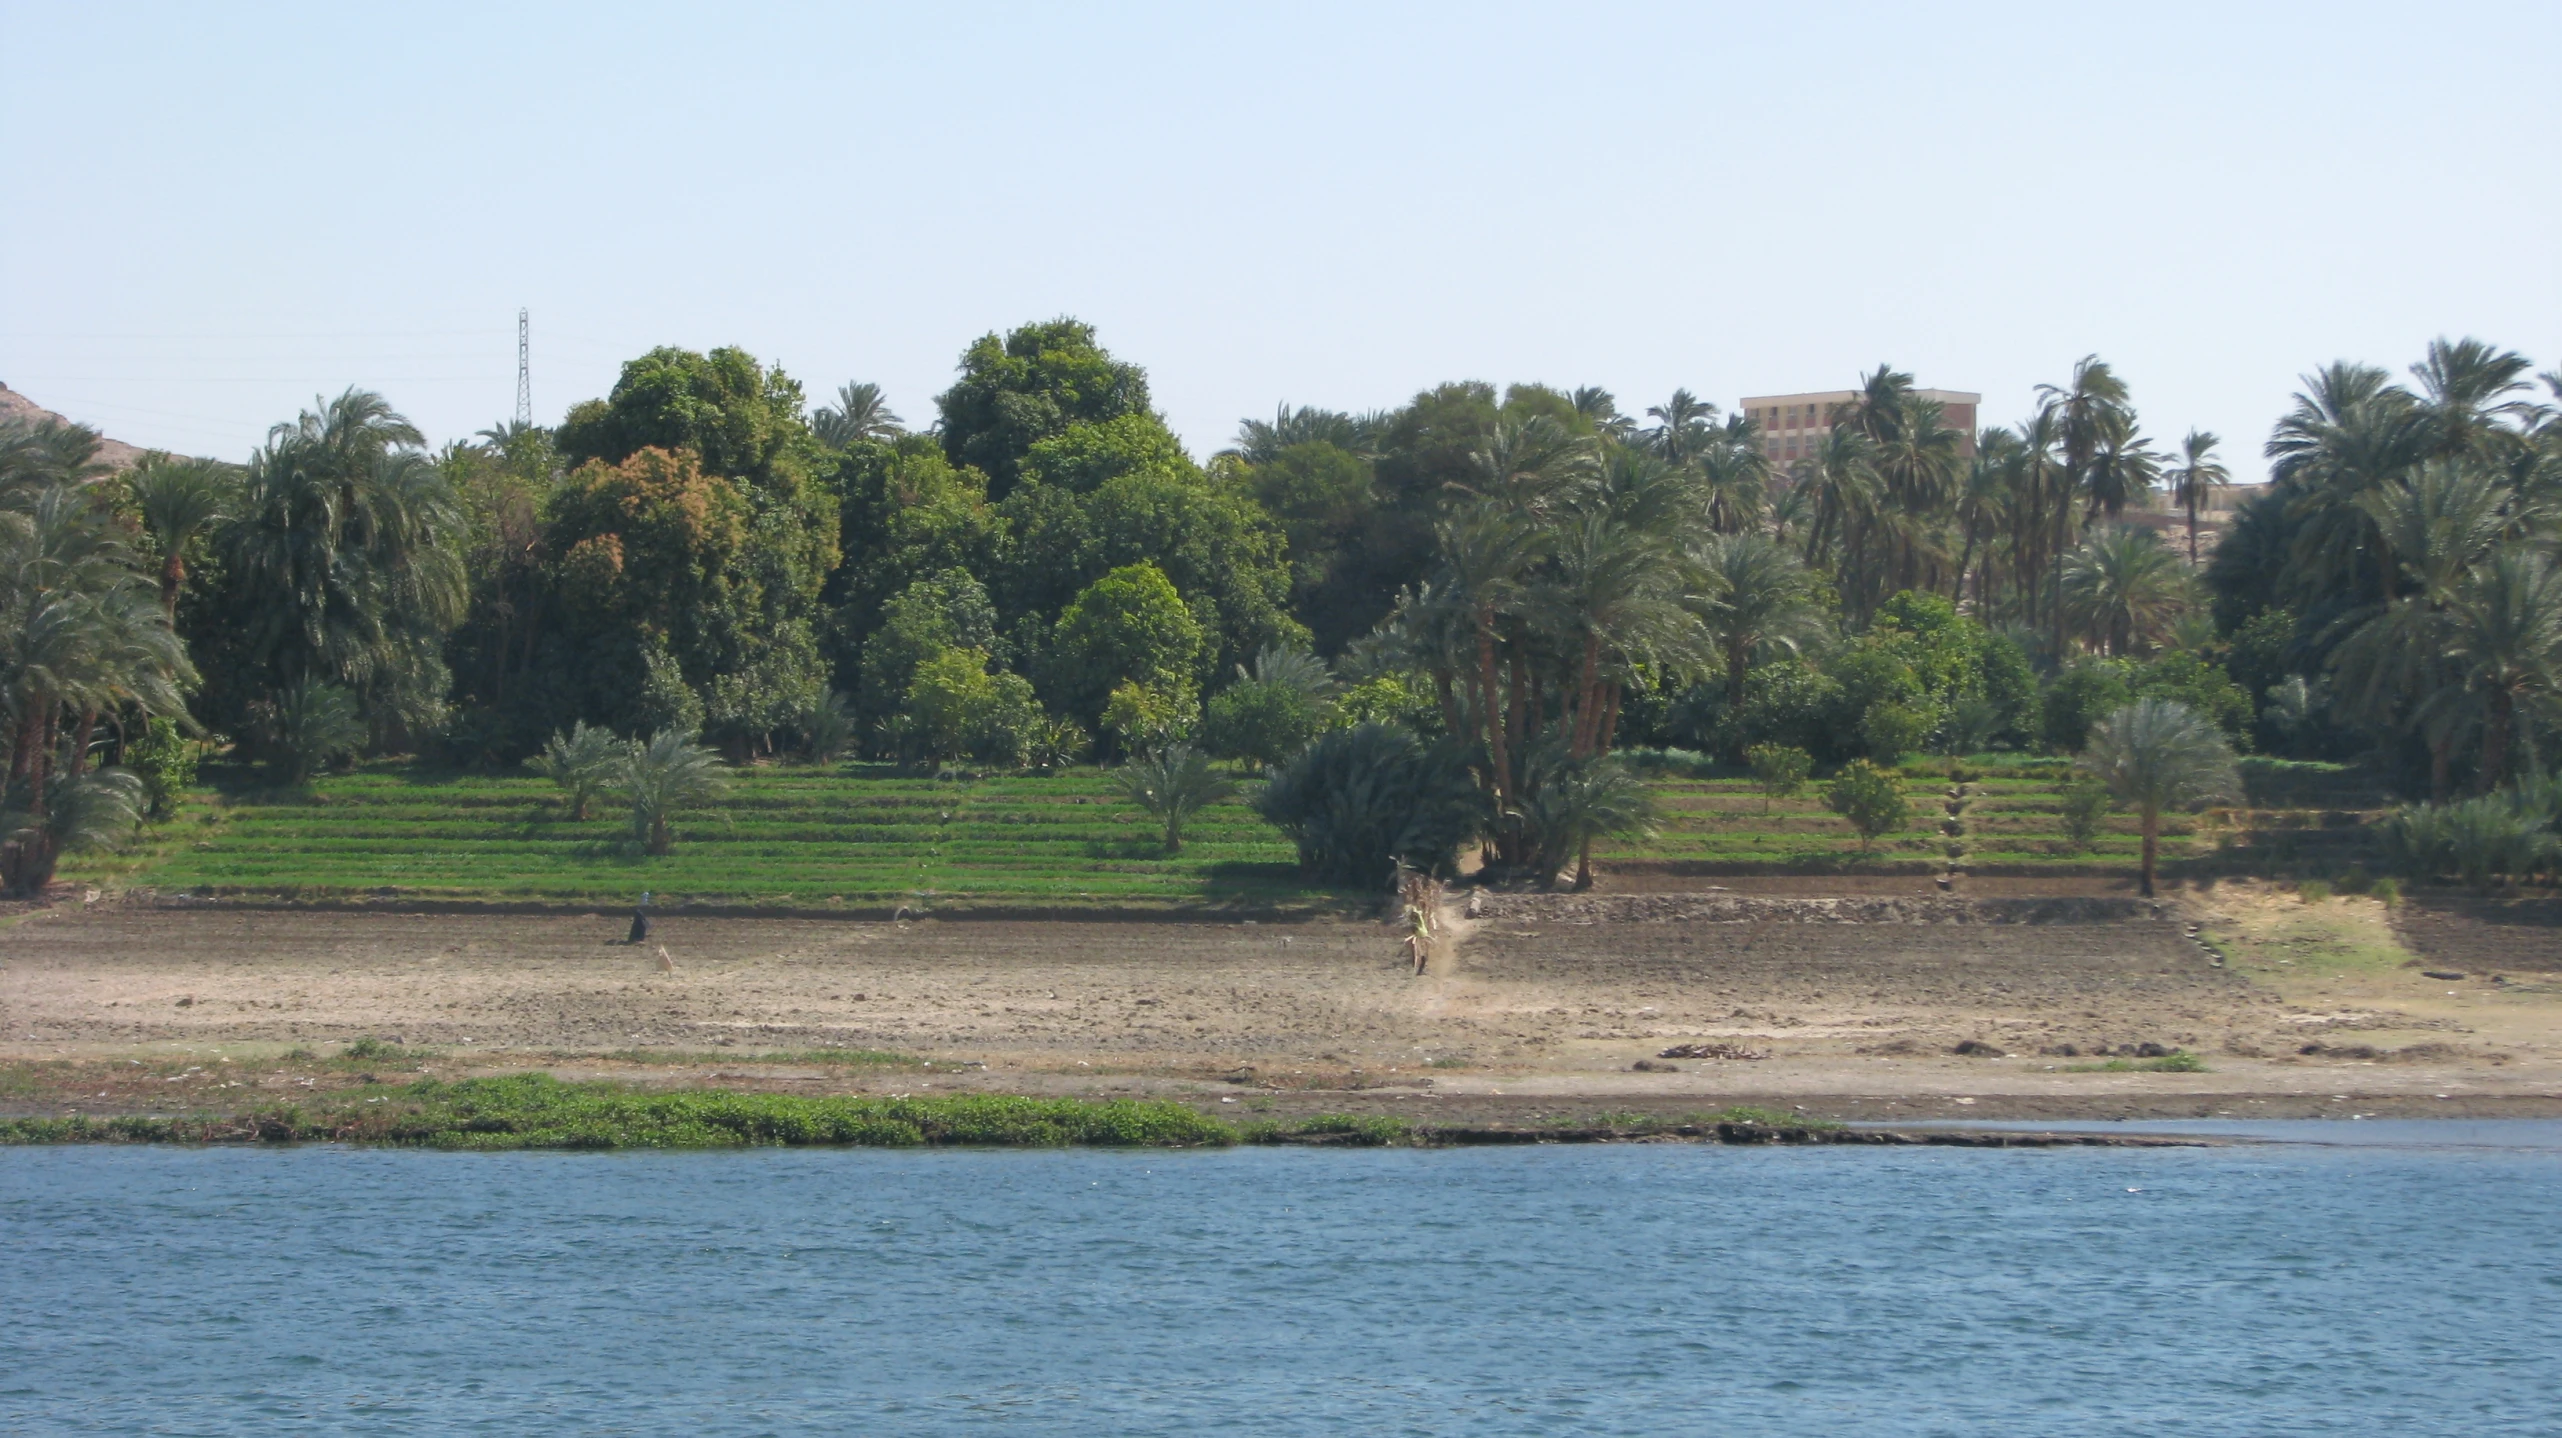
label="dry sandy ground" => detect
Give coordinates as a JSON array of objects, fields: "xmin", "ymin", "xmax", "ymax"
[{"xmin": 2, "ymin": 890, "xmax": 2554, "ymax": 1124}]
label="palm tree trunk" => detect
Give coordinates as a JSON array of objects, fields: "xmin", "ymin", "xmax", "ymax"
[
  {"xmin": 66, "ymin": 708, "xmax": 98, "ymax": 779},
  {"xmin": 1598, "ymin": 683, "xmax": 1623, "ymax": 758},
  {"xmin": 2139, "ymin": 804, "xmax": 2159, "ymax": 898},
  {"xmin": 2479, "ymin": 689, "xmax": 2513, "ymax": 794},
  {"xmin": 160, "ymin": 555, "xmax": 186, "ymax": 618},
  {"xmin": 1571, "ymin": 633, "xmax": 1602, "ymax": 757},
  {"xmin": 2185, "ymin": 494, "xmax": 2199, "ymax": 566},
  {"xmin": 1473, "ymin": 611, "xmax": 1511, "ymax": 807},
  {"xmin": 1572, "ymin": 835, "xmax": 1594, "ymax": 891},
  {"xmin": 2430, "ymin": 736, "xmax": 2452, "ymax": 804}
]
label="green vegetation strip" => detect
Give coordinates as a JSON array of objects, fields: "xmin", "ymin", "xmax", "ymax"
[
  {"xmin": 1, "ymin": 1077, "xmax": 1862, "ymax": 1151},
  {"xmin": 0, "ymin": 1075, "xmax": 1233, "ymax": 1150}
]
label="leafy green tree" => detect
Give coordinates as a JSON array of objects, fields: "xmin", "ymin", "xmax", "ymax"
[
  {"xmin": 1745, "ymin": 743, "xmax": 1812, "ymax": 813},
  {"xmin": 898, "ymin": 648, "xmax": 1042, "ymax": 767},
  {"xmin": 2040, "ymin": 661, "xmax": 2134, "ymax": 753},
  {"xmin": 1101, "ymin": 680, "xmax": 1195, "ymax": 755},
  {"xmin": 1110, "ymin": 743, "xmax": 1236, "ymax": 853},
  {"xmin": 529, "ymin": 721, "xmax": 622, "ymax": 819},
  {"xmin": 124, "ymin": 716, "xmax": 199, "ymax": 818},
  {"xmin": 1201, "ymin": 679, "xmax": 1327, "ymax": 770},
  {"xmin": 2078, "ymin": 698, "xmax": 2241, "ymax": 896},
  {"xmin": 2058, "ymin": 780, "xmax": 2114, "ymax": 854},
  {"xmin": 936, "ymin": 319, "xmax": 1155, "ymax": 497},
  {"xmin": 1822, "ymin": 759, "xmax": 1910, "ymax": 853},
  {"xmin": 859, "ymin": 568, "xmax": 1001, "ymax": 724},
  {"xmin": 1043, "ymin": 564, "xmax": 1204, "ymax": 727},
  {"xmin": 623, "ymin": 729, "xmax": 726, "ymax": 856}
]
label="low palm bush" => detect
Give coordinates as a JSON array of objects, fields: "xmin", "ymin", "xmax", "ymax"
[
  {"xmin": 528, "ymin": 721, "xmax": 622, "ymax": 820},
  {"xmin": 2079, "ymin": 699, "xmax": 2240, "ymax": 896},
  {"xmin": 1110, "ymin": 744, "xmax": 1235, "ymax": 854},
  {"xmin": 623, "ymin": 729, "xmax": 727, "ymax": 856},
  {"xmin": 1254, "ymin": 723, "xmax": 1484, "ymax": 886},
  {"xmin": 2383, "ymin": 789, "xmax": 2558, "ymax": 891},
  {"xmin": 259, "ymin": 676, "xmax": 366, "ymax": 785},
  {"xmin": 2058, "ymin": 780, "xmax": 2114, "ymax": 854},
  {"xmin": 1519, "ymin": 749, "xmax": 1657, "ymax": 889},
  {"xmin": 1, "ymin": 768, "xmax": 146, "ymax": 896}
]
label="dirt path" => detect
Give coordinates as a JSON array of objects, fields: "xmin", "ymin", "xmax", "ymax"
[{"xmin": 2, "ymin": 896, "xmax": 2554, "ymax": 1121}]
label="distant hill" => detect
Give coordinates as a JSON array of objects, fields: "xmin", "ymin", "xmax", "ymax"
[{"xmin": 0, "ymin": 380, "xmax": 151, "ymax": 470}]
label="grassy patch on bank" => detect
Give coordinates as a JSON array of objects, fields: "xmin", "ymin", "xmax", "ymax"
[
  {"xmin": 2064, "ymin": 1052, "xmax": 2208, "ymax": 1073},
  {"xmin": 0, "ymin": 1074, "xmax": 1234, "ymax": 1149}
]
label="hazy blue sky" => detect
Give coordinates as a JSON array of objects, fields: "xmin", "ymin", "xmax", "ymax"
[{"xmin": 5, "ymin": 3, "xmax": 2555, "ymax": 478}]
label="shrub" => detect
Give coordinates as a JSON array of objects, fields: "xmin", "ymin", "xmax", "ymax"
[
  {"xmin": 1026, "ymin": 716, "xmax": 1088, "ymax": 772},
  {"xmin": 124, "ymin": 716, "xmax": 199, "ymax": 819},
  {"xmin": 801, "ymin": 691, "xmax": 857, "ymax": 765},
  {"xmin": 2295, "ymin": 879, "xmax": 2332, "ymax": 903},
  {"xmin": 2040, "ymin": 661, "xmax": 2133, "ymax": 754},
  {"xmin": 897, "ymin": 649, "xmax": 1042, "ymax": 767},
  {"xmin": 1858, "ymin": 700, "xmax": 1936, "ymax": 763},
  {"xmin": 0, "ymin": 768, "xmax": 146, "ymax": 897},
  {"xmin": 1201, "ymin": 679, "xmax": 1326, "ymax": 770},
  {"xmin": 1518, "ymin": 749, "xmax": 1658, "ymax": 889},
  {"xmin": 1255, "ymin": 724, "xmax": 1485, "ymax": 885},
  {"xmin": 257, "ymin": 677, "xmax": 366, "ymax": 784},
  {"xmin": 2058, "ymin": 780, "xmax": 2114, "ymax": 854},
  {"xmin": 1109, "ymin": 744, "xmax": 1235, "ymax": 854},
  {"xmin": 1744, "ymin": 743, "xmax": 1812, "ymax": 813},
  {"xmin": 528, "ymin": 720, "xmax": 622, "ymax": 820},
  {"xmin": 1821, "ymin": 760, "xmax": 1909, "ymax": 853},
  {"xmin": 2383, "ymin": 790, "xmax": 2558, "ymax": 891},
  {"xmin": 1100, "ymin": 680, "xmax": 1195, "ymax": 757},
  {"xmin": 623, "ymin": 729, "xmax": 726, "ymax": 856}
]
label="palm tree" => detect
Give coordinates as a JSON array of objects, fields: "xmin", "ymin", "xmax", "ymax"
[
  {"xmin": 812, "ymin": 382, "xmax": 904, "ymax": 449},
  {"xmin": 2078, "ymin": 698, "xmax": 2241, "ymax": 896},
  {"xmin": 2443, "ymin": 548, "xmax": 2562, "ymax": 790},
  {"xmin": 2036, "ymin": 356, "xmax": 2132, "ymax": 653},
  {"xmin": 1689, "ymin": 533, "xmax": 1829, "ymax": 739},
  {"xmin": 2265, "ymin": 362, "xmax": 2431, "ymax": 606},
  {"xmin": 1536, "ymin": 508, "xmax": 1703, "ymax": 759},
  {"xmin": 1452, "ymin": 414, "xmax": 1597, "ymax": 515},
  {"xmin": 2165, "ymin": 431, "xmax": 2228, "ymax": 565},
  {"xmin": 1695, "ymin": 415, "xmax": 1772, "ymax": 534},
  {"xmin": 125, "ymin": 456, "xmax": 237, "ymax": 615},
  {"xmin": 2410, "ymin": 337, "xmax": 2535, "ymax": 462},
  {"xmin": 2060, "ymin": 525, "xmax": 2191, "ymax": 656},
  {"xmin": 1642, "ymin": 390, "xmax": 1718, "ymax": 463},
  {"xmin": 1112, "ymin": 743, "xmax": 1236, "ymax": 853},
  {"xmin": 529, "ymin": 720, "xmax": 623, "ymax": 819},
  {"xmin": 1435, "ymin": 503, "xmax": 1547, "ymax": 821},
  {"xmin": 1519, "ymin": 750, "xmax": 1657, "ymax": 890},
  {"xmin": 623, "ymin": 729, "xmax": 727, "ymax": 856}
]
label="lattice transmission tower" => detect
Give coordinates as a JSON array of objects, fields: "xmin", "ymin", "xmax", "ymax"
[{"xmin": 514, "ymin": 308, "xmax": 532, "ymax": 427}]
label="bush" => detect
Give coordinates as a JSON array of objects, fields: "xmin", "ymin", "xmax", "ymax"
[
  {"xmin": 897, "ymin": 648, "xmax": 1043, "ymax": 767},
  {"xmin": 2040, "ymin": 661, "xmax": 2133, "ymax": 754},
  {"xmin": 1744, "ymin": 743, "xmax": 1811, "ymax": 813},
  {"xmin": 2383, "ymin": 790, "xmax": 2558, "ymax": 891},
  {"xmin": 1110, "ymin": 744, "xmax": 1237, "ymax": 854},
  {"xmin": 528, "ymin": 720, "xmax": 622, "ymax": 820},
  {"xmin": 0, "ymin": 768, "xmax": 146, "ymax": 897},
  {"xmin": 124, "ymin": 716, "xmax": 199, "ymax": 819},
  {"xmin": 2058, "ymin": 780, "xmax": 2114, "ymax": 854},
  {"xmin": 623, "ymin": 729, "xmax": 726, "ymax": 856},
  {"xmin": 801, "ymin": 691, "xmax": 857, "ymax": 765},
  {"xmin": 1100, "ymin": 680, "xmax": 1195, "ymax": 757},
  {"xmin": 257, "ymin": 677, "xmax": 366, "ymax": 784},
  {"xmin": 1254, "ymin": 724, "xmax": 1485, "ymax": 885},
  {"xmin": 1026, "ymin": 716, "xmax": 1088, "ymax": 773},
  {"xmin": 1201, "ymin": 679, "xmax": 1327, "ymax": 770},
  {"xmin": 1858, "ymin": 700, "xmax": 1936, "ymax": 763},
  {"xmin": 1822, "ymin": 760, "xmax": 1909, "ymax": 853}
]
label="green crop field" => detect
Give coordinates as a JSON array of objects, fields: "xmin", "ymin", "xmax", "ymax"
[{"xmin": 63, "ymin": 753, "xmax": 2381, "ymax": 909}]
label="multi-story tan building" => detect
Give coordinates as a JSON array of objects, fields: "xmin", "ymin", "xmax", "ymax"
[{"xmin": 1738, "ymin": 388, "xmax": 1981, "ymax": 469}]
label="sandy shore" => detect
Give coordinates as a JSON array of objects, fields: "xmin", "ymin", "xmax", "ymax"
[{"xmin": 2, "ymin": 884, "xmax": 2554, "ymax": 1124}]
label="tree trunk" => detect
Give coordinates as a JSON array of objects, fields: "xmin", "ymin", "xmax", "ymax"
[
  {"xmin": 1571, "ymin": 633, "xmax": 1602, "ymax": 758},
  {"xmin": 160, "ymin": 554, "xmax": 186, "ymax": 618},
  {"xmin": 66, "ymin": 708, "xmax": 98, "ymax": 779},
  {"xmin": 2479, "ymin": 689, "xmax": 2513, "ymax": 794},
  {"xmin": 1598, "ymin": 683, "xmax": 1623, "ymax": 758},
  {"xmin": 2430, "ymin": 736, "xmax": 2452, "ymax": 804},
  {"xmin": 1473, "ymin": 611, "xmax": 1511, "ymax": 812},
  {"xmin": 2139, "ymin": 804, "xmax": 2159, "ymax": 899},
  {"xmin": 1572, "ymin": 835, "xmax": 1594, "ymax": 891}
]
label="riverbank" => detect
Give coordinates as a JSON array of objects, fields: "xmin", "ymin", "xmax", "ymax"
[{"xmin": 4, "ymin": 884, "xmax": 2553, "ymax": 1126}]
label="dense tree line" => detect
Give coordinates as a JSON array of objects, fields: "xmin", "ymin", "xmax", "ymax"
[{"xmin": 6, "ymin": 320, "xmax": 2558, "ymax": 893}]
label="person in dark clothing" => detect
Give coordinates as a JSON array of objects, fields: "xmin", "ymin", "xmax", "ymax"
[{"xmin": 627, "ymin": 891, "xmax": 652, "ymax": 945}]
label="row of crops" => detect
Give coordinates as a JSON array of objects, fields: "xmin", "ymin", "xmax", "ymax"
[{"xmin": 78, "ymin": 755, "xmax": 2378, "ymax": 907}]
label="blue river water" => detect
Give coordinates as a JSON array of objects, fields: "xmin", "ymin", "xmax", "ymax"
[{"xmin": 4, "ymin": 1128, "xmax": 2558, "ymax": 1436}]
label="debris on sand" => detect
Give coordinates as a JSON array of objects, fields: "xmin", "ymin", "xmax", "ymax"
[
  {"xmin": 1656, "ymin": 1042, "xmax": 1767, "ymax": 1061},
  {"xmin": 655, "ymin": 946, "xmax": 678, "ymax": 974}
]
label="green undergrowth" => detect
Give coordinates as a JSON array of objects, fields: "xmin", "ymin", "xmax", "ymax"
[
  {"xmin": 1239, "ymin": 1106, "xmax": 1844, "ymax": 1146},
  {"xmin": 583, "ymin": 1047, "xmax": 918, "ymax": 1068},
  {"xmin": 0, "ymin": 1074, "xmax": 1233, "ymax": 1150}
]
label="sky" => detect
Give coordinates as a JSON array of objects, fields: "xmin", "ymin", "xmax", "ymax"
[{"xmin": 4, "ymin": 2, "xmax": 2556, "ymax": 481}]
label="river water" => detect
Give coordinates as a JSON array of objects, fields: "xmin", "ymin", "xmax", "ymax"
[{"xmin": 4, "ymin": 1127, "xmax": 2557, "ymax": 1435}]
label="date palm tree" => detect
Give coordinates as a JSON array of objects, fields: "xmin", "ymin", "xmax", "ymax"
[
  {"xmin": 1112, "ymin": 743, "xmax": 1235, "ymax": 854},
  {"xmin": 125, "ymin": 456, "xmax": 237, "ymax": 615},
  {"xmin": 2079, "ymin": 698, "xmax": 2240, "ymax": 896},
  {"xmin": 2165, "ymin": 431, "xmax": 2228, "ymax": 565},
  {"xmin": 812, "ymin": 382, "xmax": 904, "ymax": 449},
  {"xmin": 1689, "ymin": 533, "xmax": 1829, "ymax": 746},
  {"xmin": 2443, "ymin": 548, "xmax": 2562, "ymax": 790},
  {"xmin": 529, "ymin": 720, "xmax": 623, "ymax": 819},
  {"xmin": 2060, "ymin": 526, "xmax": 2191, "ymax": 656},
  {"xmin": 623, "ymin": 729, "xmax": 727, "ymax": 856}
]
